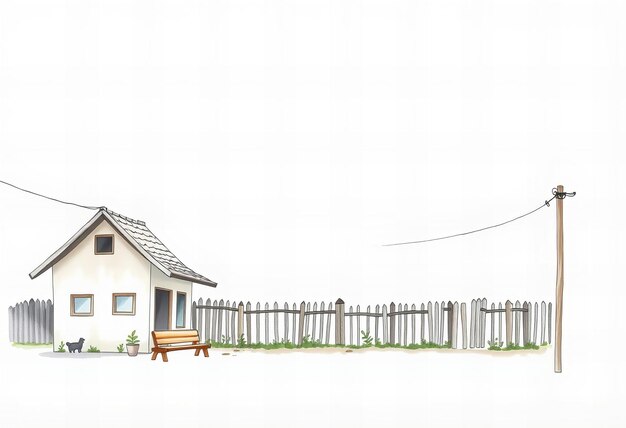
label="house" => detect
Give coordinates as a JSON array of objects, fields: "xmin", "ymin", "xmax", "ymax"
[{"xmin": 29, "ymin": 208, "xmax": 216, "ymax": 353}]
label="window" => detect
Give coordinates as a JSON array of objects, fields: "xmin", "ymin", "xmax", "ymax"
[
  {"xmin": 70, "ymin": 294, "xmax": 93, "ymax": 316},
  {"xmin": 112, "ymin": 293, "xmax": 136, "ymax": 315},
  {"xmin": 176, "ymin": 292, "xmax": 186, "ymax": 328},
  {"xmin": 94, "ymin": 235, "xmax": 114, "ymax": 254}
]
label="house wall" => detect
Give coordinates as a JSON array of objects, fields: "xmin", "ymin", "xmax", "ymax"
[
  {"xmin": 52, "ymin": 220, "xmax": 152, "ymax": 353},
  {"xmin": 148, "ymin": 265, "xmax": 193, "ymax": 349}
]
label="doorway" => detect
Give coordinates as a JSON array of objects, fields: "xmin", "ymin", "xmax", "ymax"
[{"xmin": 154, "ymin": 288, "xmax": 171, "ymax": 331}]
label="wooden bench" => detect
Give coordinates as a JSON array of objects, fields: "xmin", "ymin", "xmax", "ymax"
[{"xmin": 151, "ymin": 329, "xmax": 210, "ymax": 362}]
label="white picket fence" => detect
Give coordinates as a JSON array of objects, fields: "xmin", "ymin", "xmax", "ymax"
[
  {"xmin": 8, "ymin": 299, "xmax": 53, "ymax": 344},
  {"xmin": 192, "ymin": 297, "xmax": 552, "ymax": 348}
]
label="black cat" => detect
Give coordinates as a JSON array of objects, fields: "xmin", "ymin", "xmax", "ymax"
[{"xmin": 66, "ymin": 338, "xmax": 85, "ymax": 353}]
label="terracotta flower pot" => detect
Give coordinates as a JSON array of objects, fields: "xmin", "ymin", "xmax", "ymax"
[{"xmin": 126, "ymin": 343, "xmax": 140, "ymax": 356}]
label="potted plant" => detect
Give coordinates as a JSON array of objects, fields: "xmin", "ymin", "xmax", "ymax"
[{"xmin": 126, "ymin": 330, "xmax": 140, "ymax": 356}]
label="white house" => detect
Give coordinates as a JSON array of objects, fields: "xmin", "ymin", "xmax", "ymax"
[{"xmin": 29, "ymin": 208, "xmax": 217, "ymax": 353}]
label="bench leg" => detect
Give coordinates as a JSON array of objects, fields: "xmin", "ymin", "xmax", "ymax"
[
  {"xmin": 194, "ymin": 348, "xmax": 201, "ymax": 356},
  {"xmin": 151, "ymin": 352, "xmax": 158, "ymax": 361},
  {"xmin": 202, "ymin": 348, "xmax": 209, "ymax": 357},
  {"xmin": 161, "ymin": 351, "xmax": 168, "ymax": 362}
]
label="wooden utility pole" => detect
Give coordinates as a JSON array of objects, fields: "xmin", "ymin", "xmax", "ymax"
[{"xmin": 554, "ymin": 185, "xmax": 565, "ymax": 373}]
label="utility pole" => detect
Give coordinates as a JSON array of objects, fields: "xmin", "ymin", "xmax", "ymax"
[{"xmin": 554, "ymin": 185, "xmax": 575, "ymax": 373}]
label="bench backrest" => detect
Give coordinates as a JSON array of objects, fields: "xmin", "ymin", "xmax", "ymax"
[{"xmin": 152, "ymin": 329, "xmax": 200, "ymax": 346}]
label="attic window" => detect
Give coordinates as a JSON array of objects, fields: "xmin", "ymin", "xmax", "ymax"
[{"xmin": 95, "ymin": 235, "xmax": 114, "ymax": 254}]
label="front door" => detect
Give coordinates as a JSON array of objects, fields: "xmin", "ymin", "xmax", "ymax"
[{"xmin": 154, "ymin": 288, "xmax": 171, "ymax": 330}]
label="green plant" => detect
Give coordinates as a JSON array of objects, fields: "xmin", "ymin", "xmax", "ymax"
[
  {"xmin": 237, "ymin": 334, "xmax": 246, "ymax": 348},
  {"xmin": 116, "ymin": 344, "xmax": 125, "ymax": 353},
  {"xmin": 361, "ymin": 330, "xmax": 373, "ymax": 347},
  {"xmin": 56, "ymin": 341, "xmax": 66, "ymax": 352},
  {"xmin": 488, "ymin": 337, "xmax": 504, "ymax": 349},
  {"xmin": 126, "ymin": 330, "xmax": 139, "ymax": 345},
  {"xmin": 87, "ymin": 345, "xmax": 100, "ymax": 353}
]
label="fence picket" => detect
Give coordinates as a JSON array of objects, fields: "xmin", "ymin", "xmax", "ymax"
[
  {"xmin": 541, "ymin": 301, "xmax": 546, "ymax": 345},
  {"xmin": 397, "ymin": 302, "xmax": 402, "ymax": 345},
  {"xmin": 548, "ymin": 302, "xmax": 552, "ymax": 344},
  {"xmin": 231, "ymin": 301, "xmax": 237, "ymax": 345},
  {"xmin": 480, "ymin": 298, "xmax": 487, "ymax": 348},
  {"xmin": 305, "ymin": 302, "xmax": 311, "ymax": 339},
  {"xmin": 375, "ymin": 304, "xmax": 380, "ymax": 344},
  {"xmin": 403, "ymin": 304, "xmax": 408, "ymax": 346},
  {"xmin": 366, "ymin": 305, "xmax": 371, "ymax": 338},
  {"xmin": 533, "ymin": 302, "xmax": 538, "ymax": 345},
  {"xmin": 264, "ymin": 302, "xmax": 270, "ymax": 345},
  {"xmin": 312, "ymin": 302, "xmax": 318, "ymax": 343},
  {"xmin": 284, "ymin": 302, "xmax": 290, "ymax": 345},
  {"xmin": 319, "ymin": 302, "xmax": 325, "ymax": 344},
  {"xmin": 434, "ymin": 302, "xmax": 440, "ymax": 345},
  {"xmin": 355, "ymin": 305, "xmax": 360, "ymax": 346},
  {"xmin": 441, "ymin": 301, "xmax": 446, "ymax": 346},
  {"xmin": 325, "ymin": 303, "xmax": 332, "ymax": 345},
  {"xmin": 274, "ymin": 302, "xmax": 279, "ymax": 344},
  {"xmin": 420, "ymin": 303, "xmax": 426, "ymax": 343},
  {"xmin": 460, "ymin": 302, "xmax": 467, "ymax": 349},
  {"xmin": 498, "ymin": 302, "xmax": 503, "ymax": 347},
  {"xmin": 205, "ymin": 299, "xmax": 212, "ymax": 344},
  {"xmin": 469, "ymin": 299, "xmax": 475, "ymax": 348},
  {"xmin": 224, "ymin": 300, "xmax": 230, "ymax": 343},
  {"xmin": 452, "ymin": 302, "xmax": 458, "ymax": 349},
  {"xmin": 217, "ymin": 299, "xmax": 224, "ymax": 343},
  {"xmin": 514, "ymin": 300, "xmax": 521, "ymax": 346},
  {"xmin": 197, "ymin": 298, "xmax": 204, "ymax": 341},
  {"xmin": 522, "ymin": 302, "xmax": 529, "ymax": 346},
  {"xmin": 382, "ymin": 304, "xmax": 388, "ymax": 344},
  {"xmin": 411, "ymin": 304, "xmax": 416, "ymax": 345},
  {"xmin": 293, "ymin": 303, "xmax": 297, "ymax": 345},
  {"xmin": 256, "ymin": 302, "xmax": 261, "ymax": 344},
  {"xmin": 490, "ymin": 303, "xmax": 495, "ymax": 346},
  {"xmin": 389, "ymin": 303, "xmax": 396, "ymax": 344},
  {"xmin": 349, "ymin": 306, "xmax": 354, "ymax": 346},
  {"xmin": 427, "ymin": 301, "xmax": 433, "ymax": 343}
]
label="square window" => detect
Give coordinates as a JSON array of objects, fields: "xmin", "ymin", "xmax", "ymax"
[
  {"xmin": 71, "ymin": 294, "xmax": 93, "ymax": 316},
  {"xmin": 176, "ymin": 292, "xmax": 186, "ymax": 328},
  {"xmin": 113, "ymin": 293, "xmax": 136, "ymax": 315},
  {"xmin": 95, "ymin": 235, "xmax": 114, "ymax": 254}
]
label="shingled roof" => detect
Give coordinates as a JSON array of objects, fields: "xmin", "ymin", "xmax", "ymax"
[{"xmin": 29, "ymin": 208, "xmax": 217, "ymax": 287}]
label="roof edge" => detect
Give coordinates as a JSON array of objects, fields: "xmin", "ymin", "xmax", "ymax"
[{"xmin": 170, "ymin": 272, "xmax": 217, "ymax": 287}]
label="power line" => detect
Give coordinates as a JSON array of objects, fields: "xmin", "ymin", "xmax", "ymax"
[
  {"xmin": 0, "ymin": 179, "xmax": 105, "ymax": 211},
  {"xmin": 383, "ymin": 188, "xmax": 575, "ymax": 247}
]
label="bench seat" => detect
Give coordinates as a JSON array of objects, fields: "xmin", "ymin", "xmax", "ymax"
[{"xmin": 151, "ymin": 329, "xmax": 210, "ymax": 362}]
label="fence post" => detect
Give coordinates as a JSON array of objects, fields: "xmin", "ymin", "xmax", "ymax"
[
  {"xmin": 505, "ymin": 300, "xmax": 513, "ymax": 346},
  {"xmin": 237, "ymin": 302, "xmax": 244, "ymax": 343},
  {"xmin": 245, "ymin": 302, "xmax": 251, "ymax": 344},
  {"xmin": 298, "ymin": 301, "xmax": 306, "ymax": 345},
  {"xmin": 389, "ymin": 302, "xmax": 396, "ymax": 344},
  {"xmin": 334, "ymin": 298, "xmax": 345, "ymax": 345}
]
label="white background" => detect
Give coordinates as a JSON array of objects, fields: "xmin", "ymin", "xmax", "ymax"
[{"xmin": 0, "ymin": 0, "xmax": 624, "ymax": 427}]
